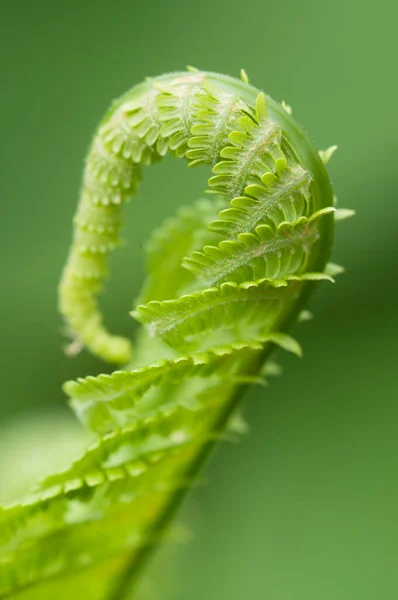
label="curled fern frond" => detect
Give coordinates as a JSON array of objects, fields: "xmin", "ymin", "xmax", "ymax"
[{"xmin": 0, "ymin": 69, "xmax": 352, "ymax": 599}]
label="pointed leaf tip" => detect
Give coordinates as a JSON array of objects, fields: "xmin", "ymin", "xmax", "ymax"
[
  {"xmin": 240, "ymin": 69, "xmax": 249, "ymax": 84},
  {"xmin": 334, "ymin": 208, "xmax": 356, "ymax": 221},
  {"xmin": 325, "ymin": 262, "xmax": 345, "ymax": 277},
  {"xmin": 255, "ymin": 92, "xmax": 267, "ymax": 122},
  {"xmin": 298, "ymin": 309, "xmax": 313, "ymax": 323},
  {"xmin": 319, "ymin": 145, "xmax": 338, "ymax": 165},
  {"xmin": 281, "ymin": 100, "xmax": 292, "ymax": 115},
  {"xmin": 262, "ymin": 360, "xmax": 282, "ymax": 377},
  {"xmin": 266, "ymin": 332, "xmax": 302, "ymax": 357}
]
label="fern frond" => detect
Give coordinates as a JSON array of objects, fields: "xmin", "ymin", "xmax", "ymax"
[
  {"xmin": 0, "ymin": 405, "xmax": 216, "ymax": 595},
  {"xmin": 0, "ymin": 69, "xmax": 351, "ymax": 599},
  {"xmin": 66, "ymin": 341, "xmax": 268, "ymax": 434},
  {"xmin": 133, "ymin": 278, "xmax": 288, "ymax": 351},
  {"xmin": 208, "ymin": 163, "xmax": 311, "ymax": 236},
  {"xmin": 186, "ymin": 84, "xmax": 251, "ymax": 166},
  {"xmin": 182, "ymin": 208, "xmax": 334, "ymax": 288}
]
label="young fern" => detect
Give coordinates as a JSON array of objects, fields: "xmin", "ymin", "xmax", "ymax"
[{"xmin": 0, "ymin": 69, "xmax": 351, "ymax": 599}]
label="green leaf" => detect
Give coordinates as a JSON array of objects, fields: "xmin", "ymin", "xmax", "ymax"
[{"xmin": 133, "ymin": 278, "xmax": 289, "ymax": 352}]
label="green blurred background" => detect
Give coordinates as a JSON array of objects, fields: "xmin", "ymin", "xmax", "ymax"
[{"xmin": 1, "ymin": 0, "xmax": 397, "ymax": 598}]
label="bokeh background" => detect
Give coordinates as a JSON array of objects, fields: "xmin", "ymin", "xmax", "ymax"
[{"xmin": 1, "ymin": 1, "xmax": 397, "ymax": 598}]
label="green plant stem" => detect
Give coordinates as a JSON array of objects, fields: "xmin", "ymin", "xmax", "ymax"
[
  {"xmin": 109, "ymin": 364, "xmax": 261, "ymax": 600},
  {"xmin": 110, "ymin": 273, "xmax": 318, "ymax": 600}
]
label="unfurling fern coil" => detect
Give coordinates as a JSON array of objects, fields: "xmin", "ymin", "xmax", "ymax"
[{"xmin": 0, "ymin": 69, "xmax": 352, "ymax": 599}]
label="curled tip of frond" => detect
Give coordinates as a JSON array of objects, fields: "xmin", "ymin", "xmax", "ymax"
[
  {"xmin": 186, "ymin": 65, "xmax": 199, "ymax": 72},
  {"xmin": 281, "ymin": 100, "xmax": 292, "ymax": 115},
  {"xmin": 319, "ymin": 145, "xmax": 338, "ymax": 165},
  {"xmin": 240, "ymin": 68, "xmax": 249, "ymax": 84}
]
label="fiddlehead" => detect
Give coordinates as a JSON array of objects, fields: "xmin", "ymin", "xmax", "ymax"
[
  {"xmin": 0, "ymin": 69, "xmax": 350, "ymax": 599},
  {"xmin": 58, "ymin": 69, "xmax": 334, "ymax": 363}
]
